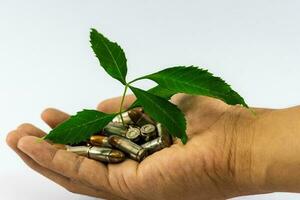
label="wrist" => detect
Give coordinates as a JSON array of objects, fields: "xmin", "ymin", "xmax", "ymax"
[
  {"xmin": 229, "ymin": 107, "xmax": 271, "ymax": 196},
  {"xmin": 210, "ymin": 106, "xmax": 272, "ymax": 197},
  {"xmin": 257, "ymin": 106, "xmax": 300, "ymax": 193},
  {"xmin": 234, "ymin": 107, "xmax": 300, "ymax": 195}
]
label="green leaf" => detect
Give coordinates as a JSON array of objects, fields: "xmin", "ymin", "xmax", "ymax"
[
  {"xmin": 130, "ymin": 86, "xmax": 187, "ymax": 144},
  {"xmin": 129, "ymin": 85, "xmax": 177, "ymax": 109},
  {"xmin": 146, "ymin": 85, "xmax": 177, "ymax": 99},
  {"xmin": 45, "ymin": 110, "xmax": 116, "ymax": 145},
  {"xmin": 139, "ymin": 66, "xmax": 248, "ymax": 108},
  {"xmin": 90, "ymin": 28, "xmax": 127, "ymax": 84}
]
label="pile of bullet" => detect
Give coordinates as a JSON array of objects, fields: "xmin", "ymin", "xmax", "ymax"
[{"xmin": 59, "ymin": 108, "xmax": 173, "ymax": 163}]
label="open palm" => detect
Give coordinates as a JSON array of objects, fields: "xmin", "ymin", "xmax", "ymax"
[{"xmin": 6, "ymin": 94, "xmax": 269, "ymax": 200}]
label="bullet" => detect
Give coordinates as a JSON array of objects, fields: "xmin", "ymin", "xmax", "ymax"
[
  {"xmin": 128, "ymin": 107, "xmax": 144, "ymax": 123},
  {"xmin": 53, "ymin": 145, "xmax": 125, "ymax": 163},
  {"xmin": 108, "ymin": 135, "xmax": 148, "ymax": 162},
  {"xmin": 90, "ymin": 135, "xmax": 112, "ymax": 148},
  {"xmin": 103, "ymin": 122, "xmax": 128, "ymax": 136},
  {"xmin": 112, "ymin": 108, "xmax": 144, "ymax": 125},
  {"xmin": 65, "ymin": 145, "xmax": 90, "ymax": 156},
  {"xmin": 88, "ymin": 146, "xmax": 125, "ymax": 163},
  {"xmin": 141, "ymin": 123, "xmax": 172, "ymax": 154},
  {"xmin": 134, "ymin": 113, "xmax": 156, "ymax": 126},
  {"xmin": 112, "ymin": 111, "xmax": 134, "ymax": 125},
  {"xmin": 141, "ymin": 137, "xmax": 172, "ymax": 154},
  {"xmin": 156, "ymin": 123, "xmax": 172, "ymax": 139},
  {"xmin": 140, "ymin": 124, "xmax": 157, "ymax": 141},
  {"xmin": 125, "ymin": 126, "xmax": 141, "ymax": 142},
  {"xmin": 156, "ymin": 123, "xmax": 173, "ymax": 146}
]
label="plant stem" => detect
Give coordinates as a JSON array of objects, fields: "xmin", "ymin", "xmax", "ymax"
[
  {"xmin": 119, "ymin": 84, "xmax": 129, "ymax": 126},
  {"xmin": 127, "ymin": 76, "xmax": 145, "ymax": 85}
]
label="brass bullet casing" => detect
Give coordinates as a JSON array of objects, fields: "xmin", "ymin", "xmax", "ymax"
[
  {"xmin": 65, "ymin": 145, "xmax": 90, "ymax": 156},
  {"xmin": 112, "ymin": 112, "xmax": 134, "ymax": 125},
  {"xmin": 64, "ymin": 145, "xmax": 125, "ymax": 163},
  {"xmin": 157, "ymin": 123, "xmax": 167, "ymax": 136},
  {"xmin": 88, "ymin": 146, "xmax": 125, "ymax": 163},
  {"xmin": 90, "ymin": 135, "xmax": 112, "ymax": 148},
  {"xmin": 141, "ymin": 137, "xmax": 164, "ymax": 154},
  {"xmin": 103, "ymin": 122, "xmax": 128, "ymax": 136},
  {"xmin": 134, "ymin": 113, "xmax": 156, "ymax": 127},
  {"xmin": 112, "ymin": 108, "xmax": 144, "ymax": 125},
  {"xmin": 125, "ymin": 126, "xmax": 141, "ymax": 142},
  {"xmin": 157, "ymin": 123, "xmax": 173, "ymax": 146},
  {"xmin": 127, "ymin": 107, "xmax": 144, "ymax": 123},
  {"xmin": 140, "ymin": 124, "xmax": 157, "ymax": 142},
  {"xmin": 141, "ymin": 123, "xmax": 173, "ymax": 154},
  {"xmin": 141, "ymin": 136, "xmax": 172, "ymax": 155},
  {"xmin": 108, "ymin": 135, "xmax": 148, "ymax": 162}
]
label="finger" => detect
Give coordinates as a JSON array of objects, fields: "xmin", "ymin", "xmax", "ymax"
[
  {"xmin": 20, "ymin": 148, "xmax": 125, "ymax": 200},
  {"xmin": 17, "ymin": 136, "xmax": 114, "ymax": 194},
  {"xmin": 41, "ymin": 108, "xmax": 70, "ymax": 129},
  {"xmin": 97, "ymin": 95, "xmax": 136, "ymax": 113},
  {"xmin": 6, "ymin": 123, "xmax": 46, "ymax": 150},
  {"xmin": 8, "ymin": 129, "xmax": 123, "ymax": 199},
  {"xmin": 17, "ymin": 146, "xmax": 105, "ymax": 198},
  {"xmin": 20, "ymin": 151, "xmax": 122, "ymax": 200},
  {"xmin": 6, "ymin": 129, "xmax": 101, "ymax": 197}
]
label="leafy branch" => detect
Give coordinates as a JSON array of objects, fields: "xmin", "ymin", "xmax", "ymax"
[{"xmin": 44, "ymin": 28, "xmax": 249, "ymax": 145}]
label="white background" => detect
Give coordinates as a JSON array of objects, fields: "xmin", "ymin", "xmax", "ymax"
[{"xmin": 1, "ymin": 0, "xmax": 300, "ymax": 199}]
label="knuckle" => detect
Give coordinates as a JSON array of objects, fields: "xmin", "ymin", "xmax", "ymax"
[{"xmin": 73, "ymin": 156, "xmax": 86, "ymax": 177}]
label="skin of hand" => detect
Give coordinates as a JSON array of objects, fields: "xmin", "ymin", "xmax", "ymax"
[{"xmin": 6, "ymin": 94, "xmax": 300, "ymax": 200}]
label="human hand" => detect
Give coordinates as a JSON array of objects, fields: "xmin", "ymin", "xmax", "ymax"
[{"xmin": 7, "ymin": 94, "xmax": 300, "ymax": 199}]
